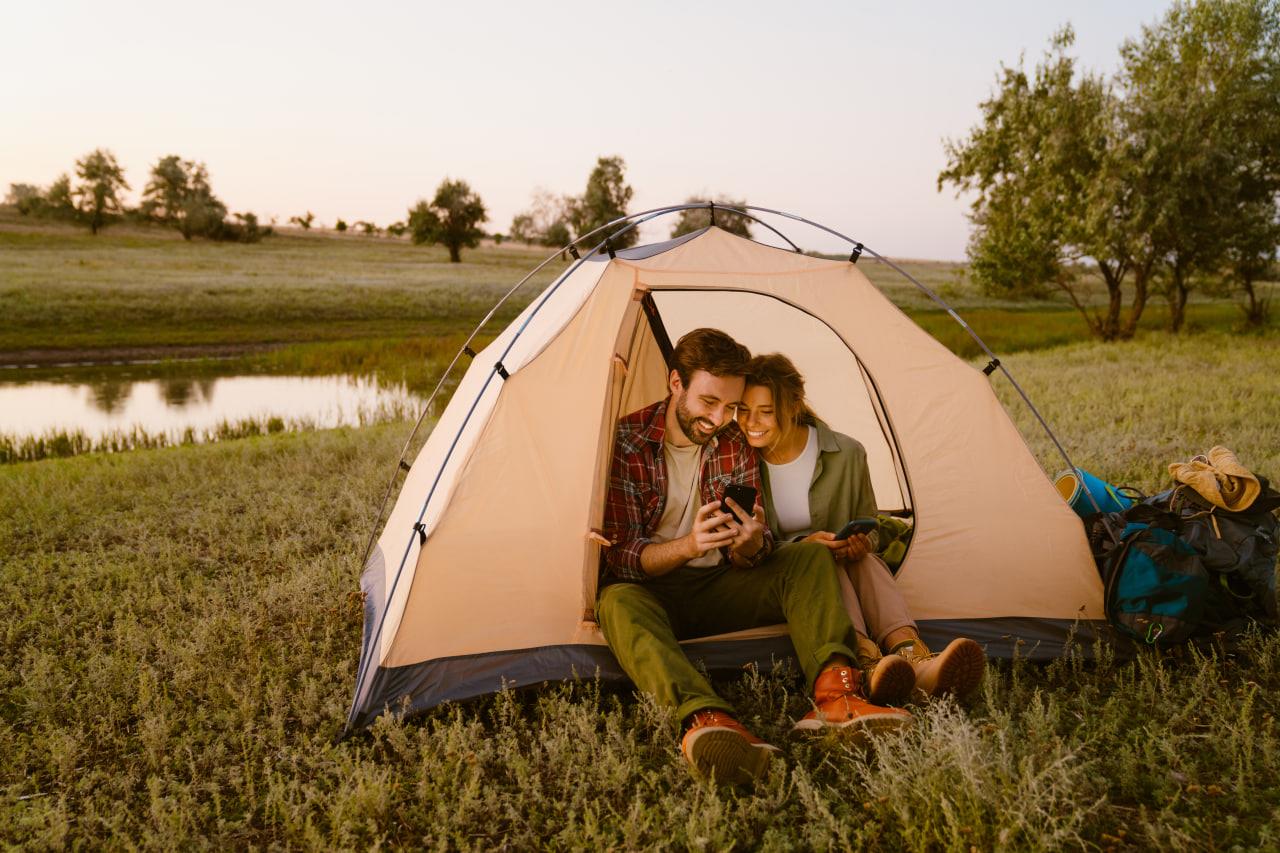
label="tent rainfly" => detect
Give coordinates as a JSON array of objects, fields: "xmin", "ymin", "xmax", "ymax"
[{"xmin": 347, "ymin": 208, "xmax": 1106, "ymax": 732}]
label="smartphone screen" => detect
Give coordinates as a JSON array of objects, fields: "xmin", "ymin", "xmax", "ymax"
[{"xmin": 833, "ymin": 517, "xmax": 878, "ymax": 541}]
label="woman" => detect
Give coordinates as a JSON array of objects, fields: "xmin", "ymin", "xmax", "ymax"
[{"xmin": 739, "ymin": 353, "xmax": 985, "ymax": 704}]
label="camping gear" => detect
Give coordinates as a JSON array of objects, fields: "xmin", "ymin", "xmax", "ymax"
[
  {"xmin": 1089, "ymin": 505, "xmax": 1218, "ymax": 646},
  {"xmin": 346, "ymin": 208, "xmax": 1105, "ymax": 732},
  {"xmin": 1054, "ymin": 468, "xmax": 1133, "ymax": 518},
  {"xmin": 1086, "ymin": 477, "xmax": 1280, "ymax": 645},
  {"xmin": 1159, "ymin": 480, "xmax": 1280, "ymax": 622},
  {"xmin": 1168, "ymin": 446, "xmax": 1262, "ymax": 512}
]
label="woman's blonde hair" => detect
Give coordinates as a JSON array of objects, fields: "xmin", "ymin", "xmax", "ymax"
[{"xmin": 743, "ymin": 353, "xmax": 818, "ymax": 442}]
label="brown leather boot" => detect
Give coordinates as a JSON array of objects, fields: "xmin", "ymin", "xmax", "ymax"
[
  {"xmin": 895, "ymin": 638, "xmax": 986, "ymax": 699},
  {"xmin": 681, "ymin": 710, "xmax": 779, "ymax": 784},
  {"xmin": 855, "ymin": 634, "xmax": 915, "ymax": 705},
  {"xmin": 793, "ymin": 663, "xmax": 912, "ymax": 745}
]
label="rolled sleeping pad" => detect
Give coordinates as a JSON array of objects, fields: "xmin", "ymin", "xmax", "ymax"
[{"xmin": 1054, "ymin": 468, "xmax": 1133, "ymax": 519}]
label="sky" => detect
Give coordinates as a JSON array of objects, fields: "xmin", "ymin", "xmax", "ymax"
[{"xmin": 3, "ymin": 0, "xmax": 1176, "ymax": 259}]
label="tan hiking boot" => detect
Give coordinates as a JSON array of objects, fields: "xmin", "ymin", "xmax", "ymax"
[
  {"xmin": 895, "ymin": 638, "xmax": 986, "ymax": 699},
  {"xmin": 855, "ymin": 635, "xmax": 916, "ymax": 705},
  {"xmin": 681, "ymin": 710, "xmax": 779, "ymax": 784},
  {"xmin": 793, "ymin": 663, "xmax": 912, "ymax": 745}
]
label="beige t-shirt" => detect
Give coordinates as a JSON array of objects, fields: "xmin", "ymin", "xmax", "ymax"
[{"xmin": 652, "ymin": 440, "xmax": 721, "ymax": 567}]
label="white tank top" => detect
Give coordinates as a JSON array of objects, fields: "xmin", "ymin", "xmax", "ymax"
[{"xmin": 763, "ymin": 426, "xmax": 818, "ymax": 540}]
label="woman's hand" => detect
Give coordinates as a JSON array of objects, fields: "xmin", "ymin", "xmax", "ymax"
[{"xmin": 803, "ymin": 530, "xmax": 870, "ymax": 563}]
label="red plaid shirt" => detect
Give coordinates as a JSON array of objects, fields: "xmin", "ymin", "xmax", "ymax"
[{"xmin": 601, "ymin": 397, "xmax": 771, "ymax": 582}]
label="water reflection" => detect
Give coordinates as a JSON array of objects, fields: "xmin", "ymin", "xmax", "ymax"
[{"xmin": 0, "ymin": 374, "xmax": 424, "ymax": 442}]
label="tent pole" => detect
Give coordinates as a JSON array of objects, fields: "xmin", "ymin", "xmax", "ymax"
[{"xmin": 737, "ymin": 205, "xmax": 1098, "ymax": 514}]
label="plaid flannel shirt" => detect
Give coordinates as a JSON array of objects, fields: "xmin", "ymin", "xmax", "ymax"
[{"xmin": 600, "ymin": 397, "xmax": 771, "ymax": 582}]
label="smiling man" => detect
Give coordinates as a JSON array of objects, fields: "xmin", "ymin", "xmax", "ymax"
[{"xmin": 597, "ymin": 328, "xmax": 910, "ymax": 784}]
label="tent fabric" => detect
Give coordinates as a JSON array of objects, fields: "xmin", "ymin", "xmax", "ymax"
[{"xmin": 349, "ymin": 227, "xmax": 1105, "ymax": 729}]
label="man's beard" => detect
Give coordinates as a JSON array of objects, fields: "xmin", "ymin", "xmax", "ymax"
[{"xmin": 674, "ymin": 391, "xmax": 720, "ymax": 446}]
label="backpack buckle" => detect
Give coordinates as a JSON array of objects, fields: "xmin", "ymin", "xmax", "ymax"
[{"xmin": 1145, "ymin": 622, "xmax": 1164, "ymax": 644}]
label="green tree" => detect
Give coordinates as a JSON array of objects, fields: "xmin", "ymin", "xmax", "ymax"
[
  {"xmin": 141, "ymin": 156, "xmax": 227, "ymax": 239},
  {"xmin": 43, "ymin": 174, "xmax": 77, "ymax": 219},
  {"xmin": 289, "ymin": 212, "xmax": 315, "ymax": 230},
  {"xmin": 669, "ymin": 196, "xmax": 752, "ymax": 239},
  {"xmin": 1114, "ymin": 0, "xmax": 1280, "ymax": 331},
  {"xmin": 335, "ymin": 219, "xmax": 348, "ymax": 232},
  {"xmin": 567, "ymin": 155, "xmax": 637, "ymax": 249},
  {"xmin": 5, "ymin": 183, "xmax": 43, "ymax": 215},
  {"xmin": 509, "ymin": 188, "xmax": 574, "ymax": 246},
  {"xmin": 139, "ymin": 155, "xmax": 190, "ymax": 223},
  {"xmin": 939, "ymin": 29, "xmax": 1153, "ymax": 339},
  {"xmin": 72, "ymin": 149, "xmax": 130, "ymax": 235},
  {"xmin": 407, "ymin": 178, "xmax": 488, "ymax": 262}
]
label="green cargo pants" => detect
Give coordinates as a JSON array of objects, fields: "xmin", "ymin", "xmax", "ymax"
[{"xmin": 596, "ymin": 541, "xmax": 860, "ymax": 723}]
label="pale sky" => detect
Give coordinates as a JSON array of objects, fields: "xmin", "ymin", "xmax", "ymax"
[{"xmin": 3, "ymin": 1, "xmax": 1174, "ymax": 259}]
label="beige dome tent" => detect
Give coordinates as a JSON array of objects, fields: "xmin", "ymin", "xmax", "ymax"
[{"xmin": 347, "ymin": 207, "xmax": 1105, "ymax": 731}]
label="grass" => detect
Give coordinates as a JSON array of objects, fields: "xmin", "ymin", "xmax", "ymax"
[
  {"xmin": 3, "ymin": 333, "xmax": 1279, "ymax": 848},
  {"xmin": 3, "ymin": 210, "xmax": 1272, "ymax": 363},
  {"xmin": 0, "ymin": 210, "xmax": 565, "ymax": 353}
]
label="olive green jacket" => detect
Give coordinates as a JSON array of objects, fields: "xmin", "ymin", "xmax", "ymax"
[{"xmin": 759, "ymin": 420, "xmax": 878, "ymax": 543}]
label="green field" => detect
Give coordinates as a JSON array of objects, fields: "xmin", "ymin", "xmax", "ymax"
[
  {"xmin": 3, "ymin": 333, "xmax": 1279, "ymax": 848},
  {"xmin": 3, "ymin": 210, "xmax": 1272, "ymax": 365}
]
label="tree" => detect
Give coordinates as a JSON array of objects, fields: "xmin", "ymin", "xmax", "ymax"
[
  {"xmin": 669, "ymin": 196, "xmax": 752, "ymax": 238},
  {"xmin": 5, "ymin": 183, "xmax": 43, "ymax": 215},
  {"xmin": 509, "ymin": 188, "xmax": 574, "ymax": 246},
  {"xmin": 939, "ymin": 28, "xmax": 1154, "ymax": 339},
  {"xmin": 407, "ymin": 178, "xmax": 488, "ymax": 262},
  {"xmin": 139, "ymin": 155, "xmax": 190, "ymax": 224},
  {"xmin": 567, "ymin": 155, "xmax": 637, "ymax": 249},
  {"xmin": 335, "ymin": 218, "xmax": 348, "ymax": 232},
  {"xmin": 385, "ymin": 220, "xmax": 407, "ymax": 238},
  {"xmin": 289, "ymin": 212, "xmax": 315, "ymax": 230},
  {"xmin": 72, "ymin": 149, "xmax": 130, "ymax": 235},
  {"xmin": 44, "ymin": 174, "xmax": 77, "ymax": 220}
]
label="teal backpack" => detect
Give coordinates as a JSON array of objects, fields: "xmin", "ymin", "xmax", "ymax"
[{"xmin": 1087, "ymin": 484, "xmax": 1279, "ymax": 646}]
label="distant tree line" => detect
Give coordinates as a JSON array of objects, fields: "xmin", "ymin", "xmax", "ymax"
[
  {"xmin": 940, "ymin": 0, "xmax": 1280, "ymax": 333},
  {"xmin": 6, "ymin": 149, "xmax": 754, "ymax": 264},
  {"xmin": 6, "ymin": 149, "xmax": 271, "ymax": 242}
]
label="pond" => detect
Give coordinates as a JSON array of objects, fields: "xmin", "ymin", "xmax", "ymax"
[{"xmin": 0, "ymin": 371, "xmax": 426, "ymax": 461}]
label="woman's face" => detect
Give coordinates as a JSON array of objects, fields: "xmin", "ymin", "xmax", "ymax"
[{"xmin": 738, "ymin": 385, "xmax": 782, "ymax": 450}]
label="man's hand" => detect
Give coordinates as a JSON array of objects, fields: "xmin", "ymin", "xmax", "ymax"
[
  {"xmin": 724, "ymin": 499, "xmax": 766, "ymax": 565},
  {"xmin": 686, "ymin": 500, "xmax": 738, "ymax": 561}
]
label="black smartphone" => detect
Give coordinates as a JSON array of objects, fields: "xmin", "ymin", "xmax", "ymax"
[
  {"xmin": 833, "ymin": 517, "xmax": 878, "ymax": 541},
  {"xmin": 720, "ymin": 484, "xmax": 758, "ymax": 525}
]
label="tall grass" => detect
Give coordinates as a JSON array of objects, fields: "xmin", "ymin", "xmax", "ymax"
[{"xmin": 2, "ymin": 334, "xmax": 1279, "ymax": 847}]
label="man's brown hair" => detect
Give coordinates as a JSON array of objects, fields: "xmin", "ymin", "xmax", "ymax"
[
  {"xmin": 670, "ymin": 328, "xmax": 752, "ymax": 386},
  {"xmin": 744, "ymin": 352, "xmax": 819, "ymax": 435}
]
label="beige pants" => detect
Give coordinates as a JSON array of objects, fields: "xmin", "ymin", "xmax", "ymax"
[{"xmin": 836, "ymin": 553, "xmax": 916, "ymax": 647}]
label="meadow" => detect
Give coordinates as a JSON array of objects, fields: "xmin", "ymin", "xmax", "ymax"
[{"xmin": 3, "ymin": 332, "xmax": 1279, "ymax": 849}]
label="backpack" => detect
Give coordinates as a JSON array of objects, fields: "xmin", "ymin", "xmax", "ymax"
[
  {"xmin": 1086, "ymin": 479, "xmax": 1280, "ymax": 646},
  {"xmin": 1157, "ymin": 479, "xmax": 1280, "ymax": 623},
  {"xmin": 1087, "ymin": 505, "xmax": 1221, "ymax": 646}
]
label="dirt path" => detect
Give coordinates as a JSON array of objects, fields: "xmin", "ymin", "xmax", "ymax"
[{"xmin": 0, "ymin": 342, "xmax": 283, "ymax": 368}]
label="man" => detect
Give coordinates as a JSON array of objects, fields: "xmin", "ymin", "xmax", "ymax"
[{"xmin": 597, "ymin": 328, "xmax": 911, "ymax": 784}]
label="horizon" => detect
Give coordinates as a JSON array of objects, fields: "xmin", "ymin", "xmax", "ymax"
[{"xmin": 3, "ymin": 1, "xmax": 1175, "ymax": 260}]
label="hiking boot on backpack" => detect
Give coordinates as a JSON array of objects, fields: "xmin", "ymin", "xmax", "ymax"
[
  {"xmin": 681, "ymin": 710, "xmax": 779, "ymax": 784},
  {"xmin": 891, "ymin": 637, "xmax": 986, "ymax": 700},
  {"xmin": 793, "ymin": 662, "xmax": 912, "ymax": 744},
  {"xmin": 855, "ymin": 633, "xmax": 916, "ymax": 705}
]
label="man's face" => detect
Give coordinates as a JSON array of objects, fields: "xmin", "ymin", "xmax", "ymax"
[{"xmin": 670, "ymin": 369, "xmax": 746, "ymax": 446}]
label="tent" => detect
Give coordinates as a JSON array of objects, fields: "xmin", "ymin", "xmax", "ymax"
[{"xmin": 347, "ymin": 208, "xmax": 1106, "ymax": 731}]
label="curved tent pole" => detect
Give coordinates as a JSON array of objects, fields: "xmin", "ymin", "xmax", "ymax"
[
  {"xmin": 349, "ymin": 205, "xmax": 705, "ymax": 728},
  {"xmin": 350, "ymin": 202, "xmax": 1096, "ymax": 727},
  {"xmin": 735, "ymin": 205, "xmax": 1098, "ymax": 514},
  {"xmin": 356, "ymin": 204, "xmax": 804, "ymax": 571}
]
